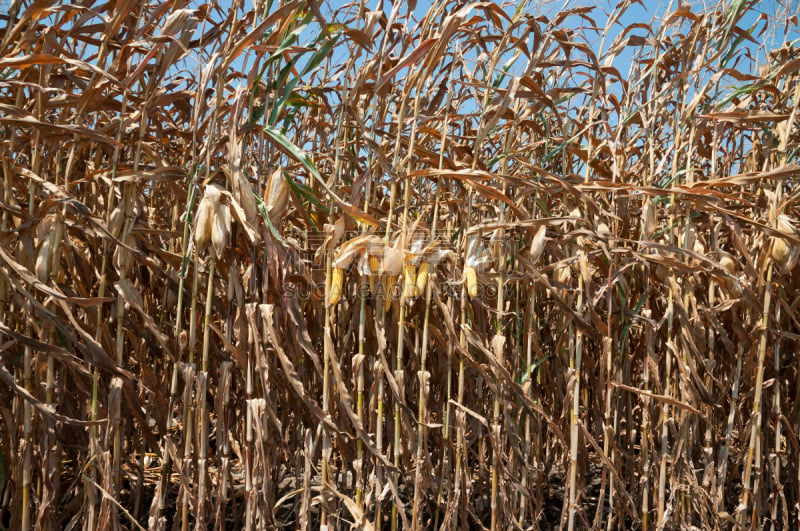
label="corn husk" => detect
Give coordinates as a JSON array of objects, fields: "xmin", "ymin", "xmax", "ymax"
[
  {"xmin": 382, "ymin": 244, "xmax": 403, "ymax": 311},
  {"xmin": 211, "ymin": 203, "xmax": 231, "ymax": 260},
  {"xmin": 195, "ymin": 184, "xmax": 223, "ymax": 253},
  {"xmin": 35, "ymin": 231, "xmax": 55, "ymax": 282},
  {"xmin": 642, "ymin": 198, "xmax": 657, "ymax": 239},
  {"xmin": 596, "ymin": 220, "xmax": 611, "ymax": 238},
  {"xmin": 383, "ymin": 245, "xmax": 403, "ymax": 276},
  {"xmin": 719, "ymin": 254, "xmax": 739, "ymax": 295},
  {"xmin": 529, "ymin": 225, "xmax": 547, "ymax": 263},
  {"xmin": 232, "ymin": 167, "xmax": 258, "ymax": 223},
  {"xmin": 772, "ymin": 214, "xmax": 798, "ymax": 272},
  {"xmin": 265, "ymin": 167, "xmax": 289, "ymax": 222},
  {"xmin": 554, "ymin": 263, "xmax": 571, "ymax": 286},
  {"xmin": 333, "ymin": 216, "xmax": 345, "ymax": 247},
  {"xmin": 465, "ymin": 234, "xmax": 492, "ymax": 272}
]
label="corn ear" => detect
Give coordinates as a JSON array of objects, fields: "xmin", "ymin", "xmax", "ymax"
[
  {"xmin": 772, "ymin": 237, "xmax": 792, "ymax": 269},
  {"xmin": 195, "ymin": 185, "xmax": 223, "ymax": 253},
  {"xmin": 211, "ymin": 203, "xmax": 231, "ymax": 260},
  {"xmin": 329, "ymin": 267, "xmax": 344, "ymax": 306},
  {"xmin": 554, "ymin": 263, "xmax": 571, "ymax": 286},
  {"xmin": 383, "ymin": 274, "xmax": 398, "ymax": 312},
  {"xmin": 719, "ymin": 255, "xmax": 739, "ymax": 294},
  {"xmin": 464, "ymin": 266, "xmax": 478, "ymax": 299},
  {"xmin": 415, "ymin": 262, "xmax": 430, "ymax": 296},
  {"xmin": 529, "ymin": 225, "xmax": 546, "ymax": 263},
  {"xmin": 35, "ymin": 232, "xmax": 54, "ymax": 282},
  {"xmin": 772, "ymin": 215, "xmax": 798, "ymax": 272},
  {"xmin": 403, "ymin": 263, "xmax": 417, "ymax": 299},
  {"xmin": 642, "ymin": 198, "xmax": 657, "ymax": 239},
  {"xmin": 265, "ymin": 167, "xmax": 289, "ymax": 222},
  {"xmin": 369, "ymin": 254, "xmax": 380, "ymax": 292}
]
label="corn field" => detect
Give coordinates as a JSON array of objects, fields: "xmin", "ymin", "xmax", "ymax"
[{"xmin": 1, "ymin": 0, "xmax": 800, "ymax": 529}]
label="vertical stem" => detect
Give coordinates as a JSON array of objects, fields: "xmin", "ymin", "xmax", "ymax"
[{"xmin": 740, "ymin": 262, "xmax": 773, "ymax": 522}]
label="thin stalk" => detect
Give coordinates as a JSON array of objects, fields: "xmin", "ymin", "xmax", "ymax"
[
  {"xmin": 391, "ymin": 74, "xmax": 428, "ymax": 531},
  {"xmin": 196, "ymin": 257, "xmax": 216, "ymax": 528},
  {"xmin": 321, "ymin": 239, "xmax": 334, "ymax": 530},
  {"xmin": 770, "ymin": 302, "xmax": 783, "ymax": 528},
  {"xmin": 412, "ymin": 186, "xmax": 442, "ymax": 529},
  {"xmin": 739, "ymin": 261, "xmax": 773, "ymax": 523}
]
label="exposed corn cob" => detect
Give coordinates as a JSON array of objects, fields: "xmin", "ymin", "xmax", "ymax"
[
  {"xmin": 383, "ymin": 274, "xmax": 398, "ymax": 312},
  {"xmin": 369, "ymin": 254, "xmax": 381, "ymax": 292},
  {"xmin": 329, "ymin": 266, "xmax": 344, "ymax": 306},
  {"xmin": 403, "ymin": 263, "xmax": 417, "ymax": 299},
  {"xmin": 415, "ymin": 262, "xmax": 430, "ymax": 296},
  {"xmin": 464, "ymin": 266, "xmax": 478, "ymax": 299}
]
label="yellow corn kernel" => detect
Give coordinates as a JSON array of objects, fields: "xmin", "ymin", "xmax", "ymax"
[
  {"xmin": 383, "ymin": 274, "xmax": 398, "ymax": 312},
  {"xmin": 403, "ymin": 263, "xmax": 417, "ymax": 299},
  {"xmin": 415, "ymin": 262, "xmax": 430, "ymax": 296},
  {"xmin": 369, "ymin": 254, "xmax": 381, "ymax": 292},
  {"xmin": 329, "ymin": 267, "xmax": 344, "ymax": 305},
  {"xmin": 464, "ymin": 266, "xmax": 478, "ymax": 299}
]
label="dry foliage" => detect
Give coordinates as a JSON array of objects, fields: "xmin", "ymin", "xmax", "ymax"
[{"xmin": 1, "ymin": 1, "xmax": 800, "ymax": 529}]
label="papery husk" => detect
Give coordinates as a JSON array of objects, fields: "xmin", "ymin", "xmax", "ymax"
[
  {"xmin": 529, "ymin": 225, "xmax": 547, "ymax": 263},
  {"xmin": 265, "ymin": 167, "xmax": 289, "ymax": 222},
  {"xmin": 211, "ymin": 203, "xmax": 231, "ymax": 260},
  {"xmin": 642, "ymin": 198, "xmax": 657, "ymax": 239}
]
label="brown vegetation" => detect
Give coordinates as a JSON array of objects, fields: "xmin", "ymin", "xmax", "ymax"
[{"xmin": 1, "ymin": 0, "xmax": 800, "ymax": 529}]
